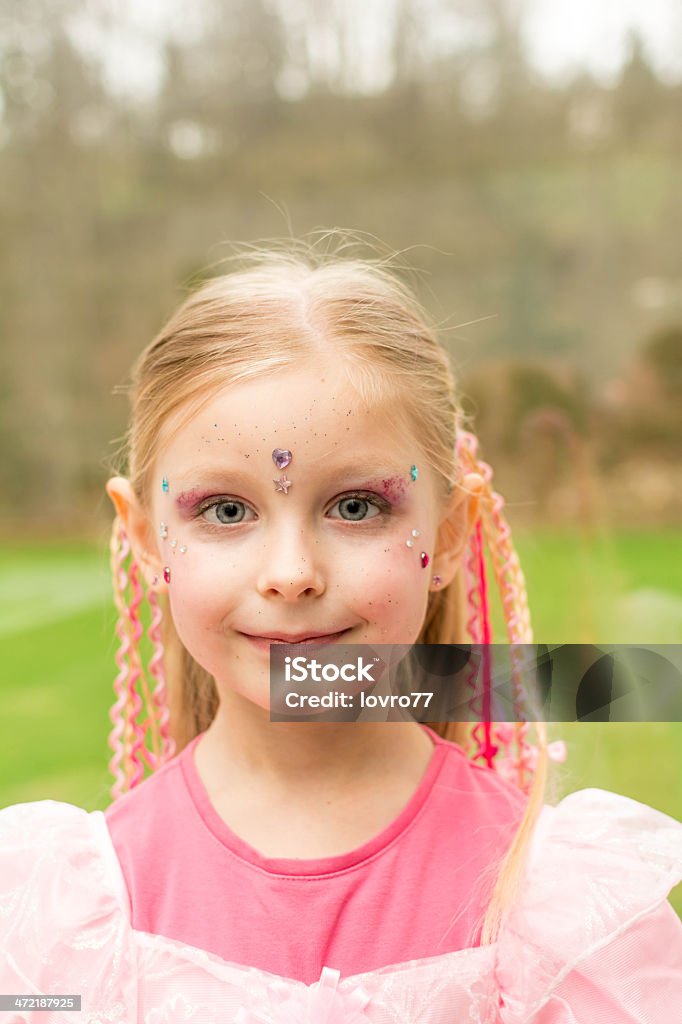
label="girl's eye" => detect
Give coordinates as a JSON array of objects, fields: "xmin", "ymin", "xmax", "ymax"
[
  {"xmin": 200, "ymin": 499, "xmax": 255, "ymax": 526},
  {"xmin": 195, "ymin": 493, "xmax": 389, "ymax": 527},
  {"xmin": 328, "ymin": 494, "xmax": 387, "ymax": 522}
]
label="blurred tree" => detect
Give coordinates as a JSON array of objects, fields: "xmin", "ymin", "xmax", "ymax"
[
  {"xmin": 640, "ymin": 325, "xmax": 682, "ymax": 405},
  {"xmin": 504, "ymin": 362, "xmax": 590, "ymax": 455},
  {"xmin": 613, "ymin": 30, "xmax": 664, "ymax": 143},
  {"xmin": 154, "ymin": 0, "xmax": 287, "ymax": 159},
  {"xmin": 0, "ymin": 0, "xmax": 94, "ymax": 138}
]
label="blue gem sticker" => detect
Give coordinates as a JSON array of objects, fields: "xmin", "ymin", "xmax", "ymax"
[
  {"xmin": 410, "ymin": 465, "xmax": 418, "ymax": 482},
  {"xmin": 162, "ymin": 477, "xmax": 169, "ymax": 493}
]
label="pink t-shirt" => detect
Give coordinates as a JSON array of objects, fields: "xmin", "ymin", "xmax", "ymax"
[{"xmin": 104, "ymin": 724, "xmax": 527, "ymax": 986}]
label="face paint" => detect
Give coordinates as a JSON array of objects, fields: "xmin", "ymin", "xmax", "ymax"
[
  {"xmin": 362, "ymin": 475, "xmax": 408, "ymax": 505},
  {"xmin": 174, "ymin": 488, "xmax": 211, "ymax": 515}
]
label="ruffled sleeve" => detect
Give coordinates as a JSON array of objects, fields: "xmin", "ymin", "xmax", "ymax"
[
  {"xmin": 496, "ymin": 788, "xmax": 682, "ymax": 1023},
  {"xmin": 0, "ymin": 800, "xmax": 136, "ymax": 1023}
]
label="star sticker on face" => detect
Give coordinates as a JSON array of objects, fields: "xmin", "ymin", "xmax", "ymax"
[{"xmin": 273, "ymin": 475, "xmax": 292, "ymax": 494}]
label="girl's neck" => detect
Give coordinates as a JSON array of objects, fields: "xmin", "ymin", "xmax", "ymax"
[
  {"xmin": 192, "ymin": 711, "xmax": 437, "ymax": 859},
  {"xmin": 195, "ymin": 704, "xmax": 435, "ymax": 805}
]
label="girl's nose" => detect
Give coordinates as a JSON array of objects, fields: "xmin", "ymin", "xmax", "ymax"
[{"xmin": 256, "ymin": 528, "xmax": 326, "ymax": 601}]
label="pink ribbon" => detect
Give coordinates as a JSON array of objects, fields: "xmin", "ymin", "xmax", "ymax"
[
  {"xmin": 235, "ymin": 966, "xmax": 373, "ymax": 1024},
  {"xmin": 493, "ymin": 739, "xmax": 567, "ymax": 785}
]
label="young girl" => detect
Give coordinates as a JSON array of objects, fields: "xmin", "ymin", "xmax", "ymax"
[{"xmin": 1, "ymin": 238, "xmax": 681, "ymax": 1023}]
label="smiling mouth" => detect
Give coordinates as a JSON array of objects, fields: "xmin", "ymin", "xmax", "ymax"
[{"xmin": 240, "ymin": 629, "xmax": 352, "ymax": 645}]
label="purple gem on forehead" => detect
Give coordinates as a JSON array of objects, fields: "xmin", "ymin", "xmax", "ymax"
[{"xmin": 272, "ymin": 448, "xmax": 292, "ymax": 470}]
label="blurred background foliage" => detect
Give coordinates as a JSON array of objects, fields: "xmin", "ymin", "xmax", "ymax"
[
  {"xmin": 0, "ymin": 0, "xmax": 680, "ymax": 909},
  {"xmin": 0, "ymin": 0, "xmax": 680, "ymax": 533}
]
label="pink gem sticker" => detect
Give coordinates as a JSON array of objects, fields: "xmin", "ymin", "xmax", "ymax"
[
  {"xmin": 272, "ymin": 448, "xmax": 292, "ymax": 470},
  {"xmin": 420, "ymin": 552, "xmax": 429, "ymax": 568}
]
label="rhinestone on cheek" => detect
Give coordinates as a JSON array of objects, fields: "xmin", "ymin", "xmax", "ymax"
[
  {"xmin": 163, "ymin": 566, "xmax": 171, "ymax": 584},
  {"xmin": 420, "ymin": 552, "xmax": 429, "ymax": 568}
]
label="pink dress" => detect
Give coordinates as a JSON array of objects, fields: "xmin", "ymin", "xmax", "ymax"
[
  {"xmin": 0, "ymin": 784, "xmax": 681, "ymax": 1022},
  {"xmin": 102, "ymin": 726, "xmax": 529, "ymax": 978}
]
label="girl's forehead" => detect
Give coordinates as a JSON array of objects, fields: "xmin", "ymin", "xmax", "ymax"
[{"xmin": 160, "ymin": 366, "xmax": 418, "ymax": 462}]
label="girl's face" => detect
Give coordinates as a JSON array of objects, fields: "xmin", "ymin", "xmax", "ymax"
[{"xmin": 149, "ymin": 358, "xmax": 449, "ymax": 710}]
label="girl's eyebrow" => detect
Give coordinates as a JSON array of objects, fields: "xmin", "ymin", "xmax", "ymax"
[
  {"xmin": 174, "ymin": 463, "xmax": 406, "ymax": 486},
  {"xmin": 172, "ymin": 465, "xmax": 412, "ymax": 508}
]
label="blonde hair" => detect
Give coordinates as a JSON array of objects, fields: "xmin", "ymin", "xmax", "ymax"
[{"xmin": 110, "ymin": 233, "xmax": 548, "ymax": 946}]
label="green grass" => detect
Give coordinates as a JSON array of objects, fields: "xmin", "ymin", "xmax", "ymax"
[{"xmin": 1, "ymin": 530, "xmax": 680, "ymax": 915}]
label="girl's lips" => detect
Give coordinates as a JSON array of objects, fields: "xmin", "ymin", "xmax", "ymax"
[{"xmin": 240, "ymin": 629, "xmax": 351, "ymax": 651}]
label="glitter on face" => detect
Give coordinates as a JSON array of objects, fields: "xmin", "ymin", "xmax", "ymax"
[{"xmin": 364, "ymin": 475, "xmax": 409, "ymax": 505}]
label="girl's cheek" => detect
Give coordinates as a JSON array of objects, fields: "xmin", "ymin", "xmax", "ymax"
[
  {"xmin": 165, "ymin": 551, "xmax": 233, "ymax": 609},
  {"xmin": 344, "ymin": 539, "xmax": 423, "ymax": 600}
]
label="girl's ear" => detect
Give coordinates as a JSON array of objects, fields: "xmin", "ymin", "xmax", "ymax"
[
  {"xmin": 430, "ymin": 473, "xmax": 485, "ymax": 589},
  {"xmin": 105, "ymin": 476, "xmax": 163, "ymax": 585}
]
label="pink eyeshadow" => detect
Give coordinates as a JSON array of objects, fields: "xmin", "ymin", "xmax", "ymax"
[
  {"xmin": 367, "ymin": 475, "xmax": 409, "ymax": 505},
  {"xmin": 175, "ymin": 488, "xmax": 211, "ymax": 514}
]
